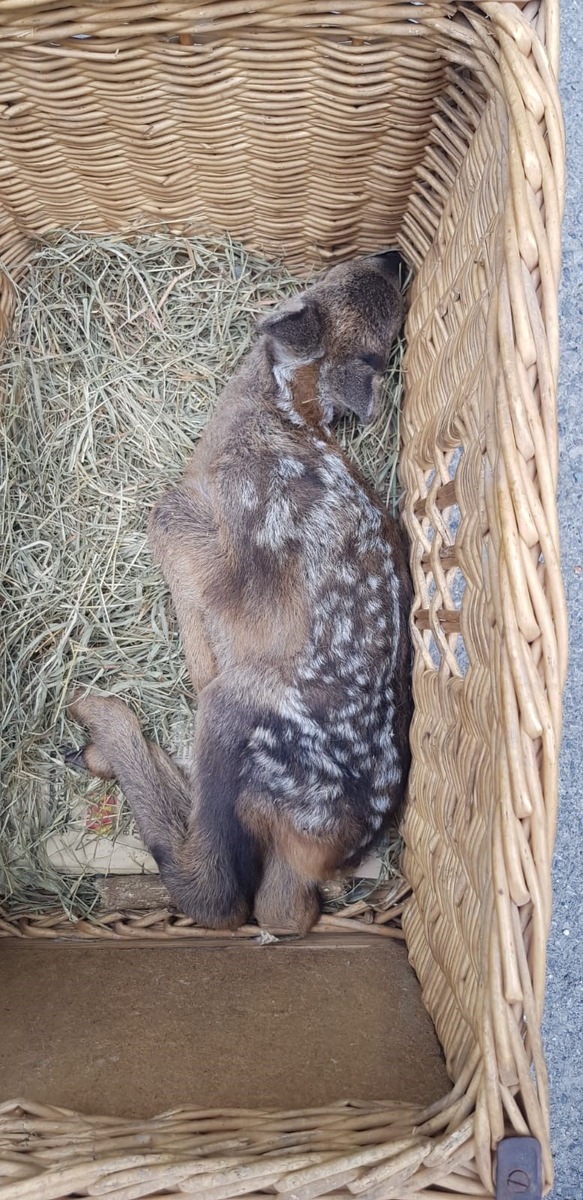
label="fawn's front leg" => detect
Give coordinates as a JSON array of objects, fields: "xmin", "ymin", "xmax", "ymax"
[{"xmin": 149, "ymin": 483, "xmax": 219, "ymax": 694}]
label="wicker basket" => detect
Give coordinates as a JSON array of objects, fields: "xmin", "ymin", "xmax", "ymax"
[{"xmin": 0, "ymin": 0, "xmax": 567, "ymax": 1196}]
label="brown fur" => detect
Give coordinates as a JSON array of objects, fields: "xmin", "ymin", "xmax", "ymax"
[
  {"xmin": 254, "ymin": 855, "xmax": 321, "ymax": 935},
  {"xmin": 290, "ymin": 362, "xmax": 330, "ymax": 429},
  {"xmin": 67, "ymin": 251, "xmax": 412, "ymax": 934}
]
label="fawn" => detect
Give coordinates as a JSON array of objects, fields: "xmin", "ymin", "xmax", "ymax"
[{"xmin": 66, "ymin": 251, "xmax": 412, "ymax": 934}]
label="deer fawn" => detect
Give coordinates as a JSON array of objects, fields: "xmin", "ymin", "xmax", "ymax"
[{"xmin": 66, "ymin": 251, "xmax": 412, "ymax": 934}]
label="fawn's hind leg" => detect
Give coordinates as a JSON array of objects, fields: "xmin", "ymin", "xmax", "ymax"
[
  {"xmin": 67, "ymin": 683, "xmax": 263, "ymax": 931},
  {"xmin": 66, "ymin": 691, "xmax": 193, "ymax": 832},
  {"xmin": 239, "ymin": 790, "xmax": 348, "ymax": 935},
  {"xmin": 253, "ymin": 853, "xmax": 322, "ymax": 936}
]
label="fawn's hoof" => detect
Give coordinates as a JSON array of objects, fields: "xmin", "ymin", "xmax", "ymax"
[{"xmin": 61, "ymin": 745, "xmax": 88, "ymax": 773}]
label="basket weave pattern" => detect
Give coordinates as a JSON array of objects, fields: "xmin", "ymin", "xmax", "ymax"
[
  {"xmin": 0, "ymin": 1, "xmax": 566, "ymax": 1197},
  {"xmin": 0, "ymin": 15, "xmax": 450, "ymax": 304}
]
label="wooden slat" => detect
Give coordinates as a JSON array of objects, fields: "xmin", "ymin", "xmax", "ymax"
[
  {"xmin": 413, "ymin": 479, "xmax": 457, "ymax": 518},
  {"xmin": 421, "ymin": 545, "xmax": 458, "ymax": 570},
  {"xmin": 414, "ymin": 608, "xmax": 461, "ymax": 634}
]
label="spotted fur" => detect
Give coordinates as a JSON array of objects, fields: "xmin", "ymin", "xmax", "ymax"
[{"xmin": 67, "ymin": 252, "xmax": 413, "ymax": 934}]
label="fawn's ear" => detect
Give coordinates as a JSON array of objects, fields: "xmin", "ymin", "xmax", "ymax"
[
  {"xmin": 258, "ymin": 294, "xmax": 323, "ymax": 363},
  {"xmin": 322, "ymin": 359, "xmax": 382, "ymax": 425}
]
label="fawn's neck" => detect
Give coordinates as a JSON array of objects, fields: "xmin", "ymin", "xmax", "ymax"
[{"xmin": 272, "ymin": 358, "xmax": 332, "ymax": 433}]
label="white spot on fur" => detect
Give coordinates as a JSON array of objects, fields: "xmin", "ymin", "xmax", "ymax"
[
  {"xmin": 273, "ymin": 362, "xmax": 304, "ymax": 426},
  {"xmin": 337, "ymin": 700, "xmax": 363, "ymax": 719},
  {"xmin": 279, "ymin": 456, "xmax": 305, "ymax": 479},
  {"xmin": 374, "ymin": 760, "xmax": 400, "ymax": 789},
  {"xmin": 316, "ymin": 381, "xmax": 334, "ymax": 428},
  {"xmin": 239, "ymin": 478, "xmax": 259, "ymax": 508},
  {"xmin": 257, "ymin": 493, "xmax": 295, "ymax": 549},
  {"xmin": 273, "ymin": 361, "xmax": 294, "ymax": 395},
  {"xmin": 250, "ymin": 726, "xmax": 277, "ymax": 751},
  {"xmin": 389, "ymin": 569, "xmax": 401, "ymax": 674},
  {"xmin": 252, "ymin": 752, "xmax": 297, "ymax": 796},
  {"xmin": 339, "ymin": 563, "xmax": 358, "ymax": 585},
  {"xmin": 376, "ymin": 710, "xmax": 393, "ymax": 748},
  {"xmin": 331, "ymin": 616, "xmax": 353, "ymax": 645}
]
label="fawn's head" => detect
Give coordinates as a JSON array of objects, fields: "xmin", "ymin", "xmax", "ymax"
[{"xmin": 259, "ymin": 252, "xmax": 405, "ymax": 427}]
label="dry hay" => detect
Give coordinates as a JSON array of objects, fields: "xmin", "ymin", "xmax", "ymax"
[{"xmin": 0, "ymin": 231, "xmax": 407, "ymax": 918}]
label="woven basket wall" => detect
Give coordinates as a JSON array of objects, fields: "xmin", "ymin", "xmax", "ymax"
[{"xmin": 0, "ymin": 1, "xmax": 567, "ymax": 1197}]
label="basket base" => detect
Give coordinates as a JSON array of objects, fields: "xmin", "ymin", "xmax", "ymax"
[{"xmin": 0, "ymin": 936, "xmax": 449, "ymax": 1117}]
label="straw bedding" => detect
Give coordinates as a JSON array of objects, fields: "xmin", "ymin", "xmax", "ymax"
[{"xmin": 0, "ymin": 231, "xmax": 406, "ymax": 917}]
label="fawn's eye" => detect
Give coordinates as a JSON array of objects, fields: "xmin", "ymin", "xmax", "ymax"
[{"xmin": 359, "ymin": 351, "xmax": 385, "ymax": 372}]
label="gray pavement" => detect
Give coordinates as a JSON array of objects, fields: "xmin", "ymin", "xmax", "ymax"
[{"xmin": 542, "ymin": 2, "xmax": 583, "ymax": 1196}]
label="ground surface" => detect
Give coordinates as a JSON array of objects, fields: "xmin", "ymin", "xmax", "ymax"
[{"xmin": 543, "ymin": 4, "xmax": 583, "ymax": 1197}]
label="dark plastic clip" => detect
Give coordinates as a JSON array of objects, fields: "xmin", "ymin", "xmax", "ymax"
[{"xmin": 496, "ymin": 1136, "xmax": 543, "ymax": 1199}]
